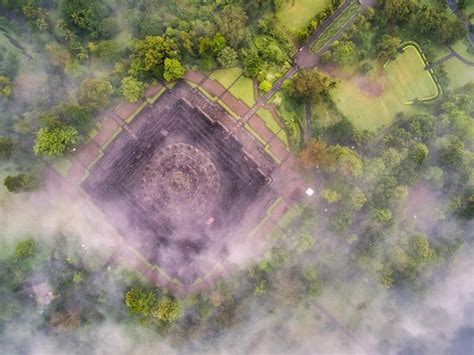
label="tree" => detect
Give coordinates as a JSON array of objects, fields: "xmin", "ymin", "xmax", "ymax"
[
  {"xmin": 0, "ymin": 75, "xmax": 13, "ymax": 98},
  {"xmin": 410, "ymin": 143, "xmax": 429, "ymax": 165},
  {"xmin": 327, "ymin": 117, "xmax": 358, "ymax": 145},
  {"xmin": 121, "ymin": 76, "xmax": 145, "ymax": 102},
  {"xmin": 0, "ymin": 46, "xmax": 19, "ymax": 79},
  {"xmin": 380, "ymin": 0, "xmax": 419, "ymax": 25},
  {"xmin": 321, "ymin": 189, "xmax": 340, "ymax": 204},
  {"xmin": 152, "ymin": 297, "xmax": 182, "ymax": 322},
  {"xmin": 349, "ymin": 188, "xmax": 367, "ymax": 211},
  {"xmin": 331, "ymin": 145, "xmax": 363, "ymax": 177},
  {"xmin": 0, "ymin": 137, "xmax": 13, "ymax": 159},
  {"xmin": 217, "ymin": 46, "xmax": 238, "ymax": 68},
  {"xmin": 288, "ymin": 69, "xmax": 335, "ymax": 101},
  {"xmin": 376, "ymin": 35, "xmax": 401, "ymax": 62},
  {"xmin": 129, "ymin": 36, "xmax": 179, "ymax": 80},
  {"xmin": 370, "ymin": 208, "xmax": 393, "ymax": 223},
  {"xmin": 58, "ymin": 0, "xmax": 115, "ymax": 39},
  {"xmin": 78, "ymin": 78, "xmax": 113, "ymax": 110},
  {"xmin": 299, "ymin": 138, "xmax": 336, "ymax": 172},
  {"xmin": 217, "ymin": 5, "xmax": 248, "ymax": 47},
  {"xmin": 163, "ymin": 58, "xmax": 185, "ymax": 82},
  {"xmin": 331, "ymin": 40, "xmax": 356, "ymax": 65},
  {"xmin": 33, "ymin": 126, "xmax": 78, "ymax": 157},
  {"xmin": 259, "ymin": 80, "xmax": 272, "ymax": 93},
  {"xmin": 439, "ymin": 136, "xmax": 465, "ymax": 169},
  {"xmin": 58, "ymin": 103, "xmax": 93, "ymax": 134},
  {"xmin": 14, "ymin": 239, "xmax": 35, "ymax": 259},
  {"xmin": 125, "ymin": 288, "xmax": 156, "ymax": 315},
  {"xmin": 4, "ymin": 174, "xmax": 39, "ymax": 193}
]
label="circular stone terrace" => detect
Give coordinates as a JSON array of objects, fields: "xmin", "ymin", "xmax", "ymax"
[{"xmin": 140, "ymin": 143, "xmax": 221, "ymax": 224}]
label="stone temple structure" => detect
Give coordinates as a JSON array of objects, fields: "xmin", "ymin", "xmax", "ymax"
[{"xmin": 82, "ymin": 82, "xmax": 282, "ymax": 287}]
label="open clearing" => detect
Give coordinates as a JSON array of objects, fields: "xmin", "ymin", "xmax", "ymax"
[
  {"xmin": 384, "ymin": 45, "xmax": 439, "ymax": 104},
  {"xmin": 451, "ymin": 40, "xmax": 474, "ymax": 62},
  {"xmin": 444, "ymin": 57, "xmax": 474, "ymax": 91},
  {"xmin": 276, "ymin": 0, "xmax": 331, "ymax": 39},
  {"xmin": 329, "ymin": 44, "xmax": 439, "ymax": 133},
  {"xmin": 209, "ymin": 67, "xmax": 243, "ymax": 89}
]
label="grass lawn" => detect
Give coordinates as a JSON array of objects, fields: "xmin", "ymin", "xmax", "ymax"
[
  {"xmin": 444, "ymin": 57, "xmax": 474, "ymax": 91},
  {"xmin": 426, "ymin": 43, "xmax": 451, "ymax": 62},
  {"xmin": 329, "ymin": 45, "xmax": 438, "ymax": 133},
  {"xmin": 331, "ymin": 80, "xmax": 415, "ymax": 132},
  {"xmin": 451, "ymin": 40, "xmax": 474, "ymax": 62},
  {"xmin": 257, "ymin": 108, "xmax": 281, "ymax": 135},
  {"xmin": 51, "ymin": 158, "xmax": 72, "ymax": 178},
  {"xmin": 272, "ymin": 96, "xmax": 303, "ymax": 148},
  {"xmin": 276, "ymin": 0, "xmax": 331, "ymax": 38},
  {"xmin": 257, "ymin": 108, "xmax": 289, "ymax": 147},
  {"xmin": 311, "ymin": 99, "xmax": 343, "ymax": 128},
  {"xmin": 228, "ymin": 76, "xmax": 256, "ymax": 106},
  {"xmin": 384, "ymin": 45, "xmax": 439, "ymax": 104},
  {"xmin": 209, "ymin": 67, "xmax": 243, "ymax": 89}
]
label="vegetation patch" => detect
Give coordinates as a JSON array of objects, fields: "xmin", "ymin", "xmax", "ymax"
[
  {"xmin": 276, "ymin": 0, "xmax": 331, "ymax": 39},
  {"xmin": 50, "ymin": 158, "xmax": 72, "ymax": 178},
  {"xmin": 330, "ymin": 44, "xmax": 439, "ymax": 132},
  {"xmin": 384, "ymin": 44, "xmax": 439, "ymax": 104},
  {"xmin": 228, "ymin": 75, "xmax": 256, "ymax": 106},
  {"xmin": 444, "ymin": 57, "xmax": 474, "ymax": 91},
  {"xmin": 310, "ymin": 2, "xmax": 360, "ymax": 52},
  {"xmin": 209, "ymin": 67, "xmax": 243, "ymax": 88}
]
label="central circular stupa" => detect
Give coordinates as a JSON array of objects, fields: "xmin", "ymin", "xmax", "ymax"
[{"xmin": 140, "ymin": 143, "xmax": 220, "ymax": 224}]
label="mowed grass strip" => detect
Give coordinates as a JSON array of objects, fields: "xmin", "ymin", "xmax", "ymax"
[
  {"xmin": 276, "ymin": 0, "xmax": 331, "ymax": 38},
  {"xmin": 209, "ymin": 67, "xmax": 243, "ymax": 89},
  {"xmin": 330, "ymin": 79, "xmax": 415, "ymax": 132},
  {"xmin": 228, "ymin": 76, "xmax": 256, "ymax": 106},
  {"xmin": 384, "ymin": 45, "xmax": 439, "ymax": 103},
  {"xmin": 311, "ymin": 1, "xmax": 360, "ymax": 52},
  {"xmin": 257, "ymin": 108, "xmax": 289, "ymax": 147}
]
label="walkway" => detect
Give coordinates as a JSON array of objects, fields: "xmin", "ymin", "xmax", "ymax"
[
  {"xmin": 240, "ymin": 1, "xmax": 369, "ymax": 126},
  {"xmin": 428, "ymin": 47, "xmax": 474, "ymax": 70},
  {"xmin": 448, "ymin": 46, "xmax": 474, "ymax": 66},
  {"xmin": 241, "ymin": 67, "xmax": 298, "ymax": 122}
]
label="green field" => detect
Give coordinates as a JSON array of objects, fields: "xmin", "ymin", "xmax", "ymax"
[
  {"xmin": 276, "ymin": 0, "xmax": 331, "ymax": 38},
  {"xmin": 331, "ymin": 44, "xmax": 439, "ymax": 132},
  {"xmin": 331, "ymin": 78, "xmax": 415, "ymax": 132},
  {"xmin": 384, "ymin": 45, "xmax": 439, "ymax": 104},
  {"xmin": 257, "ymin": 108, "xmax": 281, "ymax": 135},
  {"xmin": 209, "ymin": 67, "xmax": 243, "ymax": 88},
  {"xmin": 228, "ymin": 76, "xmax": 256, "ymax": 106},
  {"xmin": 451, "ymin": 40, "xmax": 474, "ymax": 62},
  {"xmin": 444, "ymin": 57, "xmax": 474, "ymax": 91}
]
